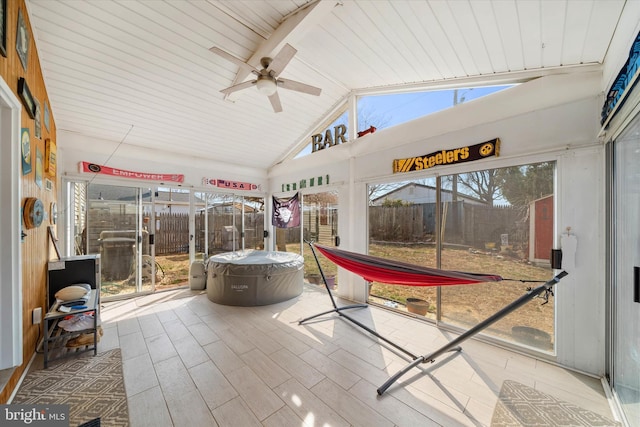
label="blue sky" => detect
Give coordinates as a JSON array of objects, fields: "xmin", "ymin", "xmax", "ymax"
[
  {"xmin": 358, "ymin": 86, "xmax": 510, "ymax": 129},
  {"xmin": 296, "ymin": 85, "xmax": 512, "ymax": 158}
]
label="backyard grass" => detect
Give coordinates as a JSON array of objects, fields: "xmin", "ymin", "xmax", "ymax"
[{"xmin": 100, "ymin": 253, "xmax": 190, "ymax": 297}]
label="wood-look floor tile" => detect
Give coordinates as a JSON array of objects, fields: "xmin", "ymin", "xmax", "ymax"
[
  {"xmin": 137, "ymin": 313, "xmax": 165, "ymax": 338},
  {"xmin": 145, "ymin": 333, "xmax": 178, "ymax": 364},
  {"xmin": 349, "ymin": 378, "xmax": 440, "ymax": 426},
  {"xmin": 261, "ymin": 405, "xmax": 306, "ymax": 427},
  {"xmin": 173, "ymin": 333, "xmax": 210, "ymax": 369},
  {"xmin": 174, "ymin": 305, "xmax": 201, "ymax": 326},
  {"xmin": 99, "ymin": 287, "xmax": 618, "ymax": 427},
  {"xmin": 187, "ymin": 322, "xmax": 220, "ymax": 346},
  {"xmin": 202, "ymin": 340, "xmax": 246, "ymax": 374},
  {"xmin": 117, "ymin": 317, "xmax": 141, "ymax": 337},
  {"xmin": 271, "ymin": 348, "xmax": 326, "ymax": 389},
  {"xmin": 97, "ymin": 324, "xmax": 120, "ymax": 352},
  {"xmin": 119, "ymin": 331, "xmax": 148, "ymax": 361},
  {"xmin": 266, "ymin": 328, "xmax": 311, "ymax": 355},
  {"xmin": 162, "ymin": 319, "xmax": 191, "ymax": 342},
  {"xmin": 311, "ymin": 378, "xmax": 394, "ymax": 427},
  {"xmin": 123, "ymin": 353, "xmax": 159, "ymax": 397},
  {"xmin": 210, "ymin": 396, "xmax": 262, "ymax": 427},
  {"xmin": 240, "ymin": 348, "xmax": 291, "ymax": 388},
  {"xmin": 164, "ymin": 388, "xmax": 217, "ymax": 426},
  {"xmin": 154, "ymin": 356, "xmax": 196, "ymax": 400},
  {"xmin": 242, "ymin": 326, "xmax": 284, "ymax": 355},
  {"xmin": 216, "ymin": 326, "xmax": 256, "ymax": 355},
  {"xmin": 152, "ymin": 305, "xmax": 179, "ymax": 323},
  {"xmin": 127, "ymin": 386, "xmax": 173, "ymax": 427},
  {"xmin": 273, "ymin": 378, "xmax": 350, "ymax": 427},
  {"xmin": 299, "ymin": 348, "xmax": 361, "ymax": 390},
  {"xmin": 224, "ymin": 365, "xmax": 284, "ymax": 421},
  {"xmin": 189, "ymin": 360, "xmax": 238, "ymax": 410}
]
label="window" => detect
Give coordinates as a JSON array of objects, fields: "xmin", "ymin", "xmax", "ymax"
[{"xmin": 368, "ymin": 161, "xmax": 556, "ymax": 352}]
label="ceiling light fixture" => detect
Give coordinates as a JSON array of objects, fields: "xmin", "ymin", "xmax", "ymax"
[{"xmin": 255, "ymin": 76, "xmax": 277, "ymax": 96}]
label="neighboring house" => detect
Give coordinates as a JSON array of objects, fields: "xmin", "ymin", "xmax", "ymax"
[
  {"xmin": 198, "ymin": 201, "xmax": 259, "ymax": 214},
  {"xmin": 87, "ymin": 185, "xmax": 201, "ymax": 215},
  {"xmin": 371, "ymin": 182, "xmax": 486, "ymax": 206}
]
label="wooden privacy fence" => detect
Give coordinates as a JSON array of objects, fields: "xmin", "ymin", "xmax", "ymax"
[
  {"xmin": 87, "ymin": 210, "xmax": 264, "ymax": 256},
  {"xmin": 155, "ymin": 213, "xmax": 190, "ymax": 254},
  {"xmin": 155, "ymin": 212, "xmax": 265, "ymax": 255},
  {"xmin": 369, "ymin": 202, "xmax": 528, "ymax": 249}
]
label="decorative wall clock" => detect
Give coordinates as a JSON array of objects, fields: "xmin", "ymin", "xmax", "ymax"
[{"xmin": 23, "ymin": 197, "xmax": 44, "ymax": 229}]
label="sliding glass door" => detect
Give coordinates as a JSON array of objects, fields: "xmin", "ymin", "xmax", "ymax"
[
  {"xmin": 66, "ymin": 182, "xmax": 150, "ymax": 298},
  {"xmin": 612, "ymin": 118, "xmax": 640, "ymax": 426},
  {"xmin": 367, "ymin": 161, "xmax": 555, "ymax": 351},
  {"xmin": 302, "ymin": 191, "xmax": 339, "ymax": 286},
  {"xmin": 194, "ymin": 191, "xmax": 265, "ymax": 257}
]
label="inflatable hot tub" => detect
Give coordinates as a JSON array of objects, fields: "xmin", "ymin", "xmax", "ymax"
[{"xmin": 206, "ymin": 250, "xmax": 304, "ymax": 306}]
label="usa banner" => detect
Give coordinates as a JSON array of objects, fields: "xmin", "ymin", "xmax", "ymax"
[
  {"xmin": 202, "ymin": 178, "xmax": 260, "ymax": 191},
  {"xmin": 272, "ymin": 193, "xmax": 300, "ymax": 228}
]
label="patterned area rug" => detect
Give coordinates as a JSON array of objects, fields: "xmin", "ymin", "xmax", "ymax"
[
  {"xmin": 13, "ymin": 349, "xmax": 129, "ymax": 427},
  {"xmin": 491, "ymin": 380, "xmax": 620, "ymax": 426}
]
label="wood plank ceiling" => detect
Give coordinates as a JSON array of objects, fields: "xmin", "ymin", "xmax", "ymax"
[{"xmin": 27, "ymin": 0, "xmax": 625, "ymax": 171}]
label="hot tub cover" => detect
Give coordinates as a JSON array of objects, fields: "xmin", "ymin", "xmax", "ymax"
[{"xmin": 206, "ymin": 250, "xmax": 304, "ymax": 306}]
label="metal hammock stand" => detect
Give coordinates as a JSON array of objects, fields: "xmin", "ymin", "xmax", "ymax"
[{"xmin": 298, "ymin": 241, "xmax": 568, "ymax": 395}]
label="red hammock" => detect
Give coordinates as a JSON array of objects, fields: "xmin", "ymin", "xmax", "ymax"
[
  {"xmin": 314, "ymin": 244, "xmax": 503, "ymax": 286},
  {"xmin": 301, "ymin": 242, "xmax": 567, "ymax": 395}
]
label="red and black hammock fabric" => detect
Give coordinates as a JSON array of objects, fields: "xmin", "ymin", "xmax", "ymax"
[{"xmin": 313, "ymin": 244, "xmax": 503, "ymax": 287}]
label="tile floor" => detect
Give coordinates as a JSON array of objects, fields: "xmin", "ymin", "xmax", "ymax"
[{"xmin": 91, "ymin": 285, "xmax": 616, "ymax": 426}]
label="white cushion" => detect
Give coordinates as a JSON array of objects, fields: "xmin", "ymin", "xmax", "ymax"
[{"xmin": 55, "ymin": 284, "xmax": 91, "ymax": 301}]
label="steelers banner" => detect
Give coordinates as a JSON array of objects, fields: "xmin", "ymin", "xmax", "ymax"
[{"xmin": 393, "ymin": 138, "xmax": 500, "ymax": 174}]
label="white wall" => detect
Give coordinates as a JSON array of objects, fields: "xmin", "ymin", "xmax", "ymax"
[
  {"xmin": 556, "ymin": 147, "xmax": 604, "ymax": 374},
  {"xmin": 269, "ymin": 71, "xmax": 606, "ymax": 375}
]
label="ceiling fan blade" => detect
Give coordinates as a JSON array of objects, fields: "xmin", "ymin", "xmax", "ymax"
[
  {"xmin": 267, "ymin": 44, "xmax": 297, "ymax": 77},
  {"xmin": 220, "ymin": 80, "xmax": 256, "ymax": 95},
  {"xmin": 277, "ymin": 78, "xmax": 322, "ymax": 96},
  {"xmin": 209, "ymin": 46, "xmax": 258, "ymax": 74},
  {"xmin": 268, "ymin": 92, "xmax": 283, "ymax": 113}
]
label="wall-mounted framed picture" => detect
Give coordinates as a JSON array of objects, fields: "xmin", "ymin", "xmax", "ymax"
[
  {"xmin": 21, "ymin": 128, "xmax": 31, "ymax": 175},
  {"xmin": 45, "ymin": 179, "xmax": 53, "ymax": 192},
  {"xmin": 35, "ymin": 146, "xmax": 43, "ymax": 188},
  {"xmin": 0, "ymin": 0, "xmax": 7, "ymax": 57},
  {"xmin": 34, "ymin": 99, "xmax": 41, "ymax": 139},
  {"xmin": 18, "ymin": 78, "xmax": 36, "ymax": 119},
  {"xmin": 44, "ymin": 100, "xmax": 50, "ymax": 131},
  {"xmin": 45, "ymin": 138, "xmax": 56, "ymax": 176},
  {"xmin": 16, "ymin": 8, "xmax": 29, "ymax": 71}
]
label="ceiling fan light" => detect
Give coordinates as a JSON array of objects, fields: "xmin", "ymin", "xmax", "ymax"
[{"xmin": 256, "ymin": 77, "xmax": 277, "ymax": 96}]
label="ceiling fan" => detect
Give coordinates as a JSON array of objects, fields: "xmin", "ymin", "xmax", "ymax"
[{"xmin": 210, "ymin": 43, "xmax": 321, "ymax": 113}]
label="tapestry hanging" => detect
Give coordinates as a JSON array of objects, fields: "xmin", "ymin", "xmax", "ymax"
[{"xmin": 272, "ymin": 192, "xmax": 300, "ymax": 228}]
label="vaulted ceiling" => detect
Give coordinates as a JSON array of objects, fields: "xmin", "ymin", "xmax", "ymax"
[{"xmin": 28, "ymin": 0, "xmax": 627, "ymax": 171}]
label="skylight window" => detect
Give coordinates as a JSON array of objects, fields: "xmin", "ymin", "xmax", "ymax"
[{"xmin": 294, "ymin": 85, "xmax": 514, "ymax": 159}]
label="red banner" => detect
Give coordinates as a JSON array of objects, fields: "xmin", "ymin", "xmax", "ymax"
[
  {"xmin": 202, "ymin": 178, "xmax": 260, "ymax": 191},
  {"xmin": 80, "ymin": 162, "xmax": 184, "ymax": 183}
]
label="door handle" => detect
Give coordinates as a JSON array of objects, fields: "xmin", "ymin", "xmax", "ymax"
[{"xmin": 634, "ymin": 266, "xmax": 639, "ymax": 303}]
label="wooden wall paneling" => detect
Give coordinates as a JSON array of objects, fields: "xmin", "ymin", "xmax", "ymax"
[{"xmin": 0, "ymin": 0, "xmax": 57, "ymax": 403}]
